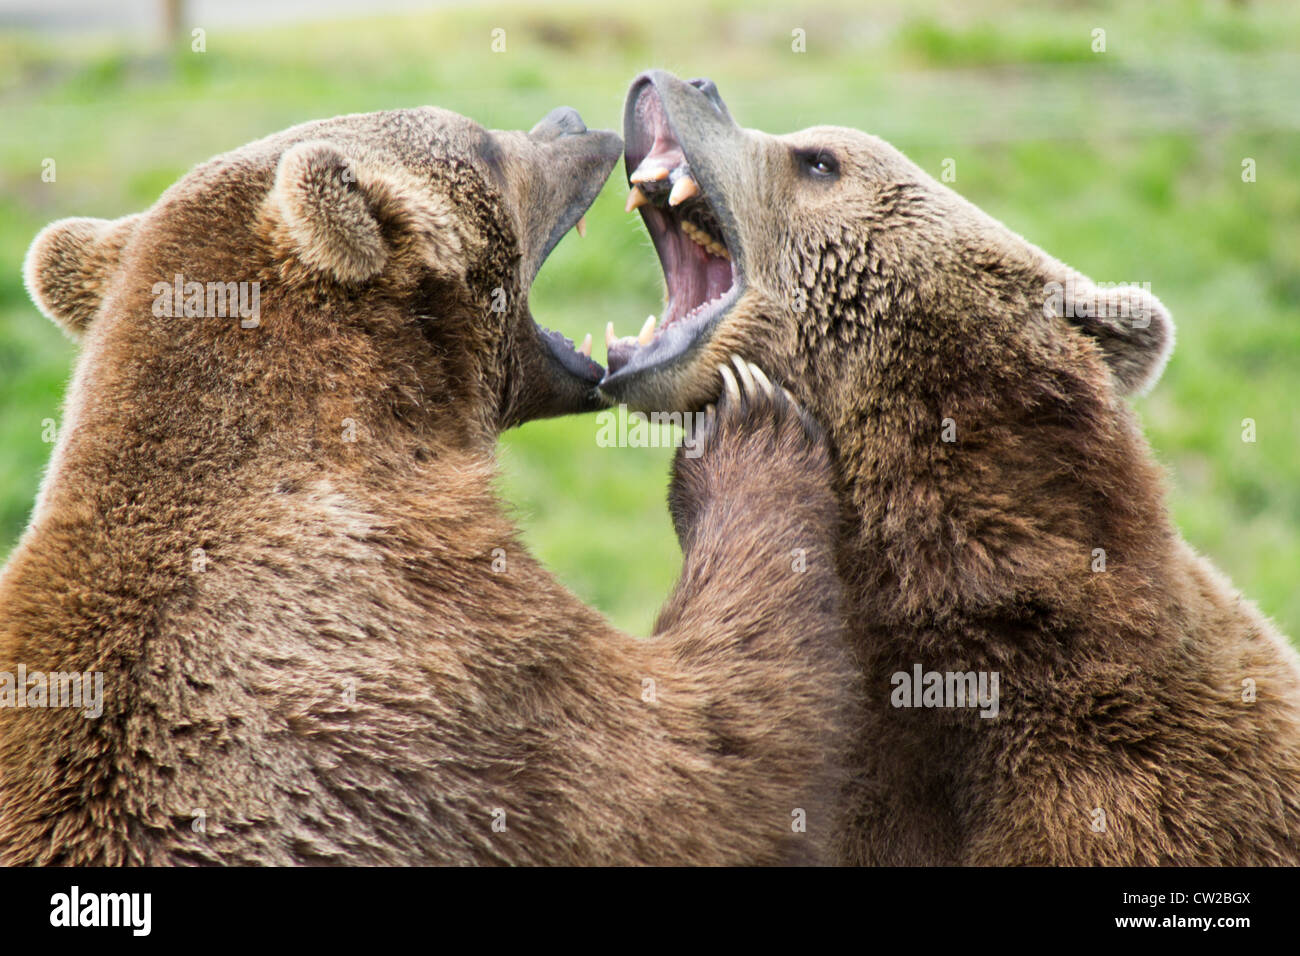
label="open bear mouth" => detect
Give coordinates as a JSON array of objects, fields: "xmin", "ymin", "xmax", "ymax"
[
  {"xmin": 535, "ymin": 208, "xmax": 605, "ymax": 384},
  {"xmin": 601, "ymin": 78, "xmax": 741, "ymax": 387},
  {"xmin": 523, "ymin": 105, "xmax": 623, "ymax": 392}
]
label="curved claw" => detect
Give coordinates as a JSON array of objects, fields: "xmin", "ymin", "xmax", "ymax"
[
  {"xmin": 731, "ymin": 355, "xmax": 756, "ymax": 397},
  {"xmin": 746, "ymin": 362, "xmax": 774, "ymax": 397},
  {"xmin": 717, "ymin": 364, "xmax": 741, "ymax": 405}
]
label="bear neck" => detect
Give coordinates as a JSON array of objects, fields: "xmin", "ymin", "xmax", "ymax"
[
  {"xmin": 804, "ymin": 307, "xmax": 1179, "ymax": 661},
  {"xmin": 36, "ymin": 287, "xmax": 507, "ymax": 543}
]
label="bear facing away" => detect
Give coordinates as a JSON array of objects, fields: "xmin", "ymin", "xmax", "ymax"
[
  {"xmin": 0, "ymin": 105, "xmax": 855, "ymax": 865},
  {"xmin": 601, "ymin": 70, "xmax": 1300, "ymax": 865}
]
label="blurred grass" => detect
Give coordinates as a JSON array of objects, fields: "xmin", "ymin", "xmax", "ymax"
[{"xmin": 1, "ymin": 0, "xmax": 1297, "ymax": 639}]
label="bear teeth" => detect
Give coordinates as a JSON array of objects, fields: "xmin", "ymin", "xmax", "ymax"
[
  {"xmin": 668, "ymin": 176, "xmax": 700, "ymax": 207},
  {"xmin": 629, "ymin": 164, "xmax": 669, "ymax": 184},
  {"xmin": 626, "ymin": 186, "xmax": 648, "ymax": 212},
  {"xmin": 638, "ymin": 315, "xmax": 657, "ymax": 345},
  {"xmin": 680, "ymin": 219, "xmax": 730, "ymax": 260}
]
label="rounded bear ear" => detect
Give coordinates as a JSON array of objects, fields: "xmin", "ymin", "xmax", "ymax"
[
  {"xmin": 24, "ymin": 214, "xmax": 140, "ymax": 339},
  {"xmin": 271, "ymin": 140, "xmax": 388, "ymax": 284},
  {"xmin": 1047, "ymin": 273, "xmax": 1175, "ymax": 396}
]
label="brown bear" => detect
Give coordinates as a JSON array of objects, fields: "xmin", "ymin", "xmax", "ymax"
[
  {"xmin": 601, "ymin": 70, "xmax": 1300, "ymax": 865},
  {"xmin": 0, "ymin": 105, "xmax": 855, "ymax": 865}
]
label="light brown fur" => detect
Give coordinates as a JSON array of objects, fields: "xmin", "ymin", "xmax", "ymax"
[{"xmin": 1, "ymin": 107, "xmax": 854, "ymax": 865}]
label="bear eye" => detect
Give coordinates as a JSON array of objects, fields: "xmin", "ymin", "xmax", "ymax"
[{"xmin": 796, "ymin": 149, "xmax": 840, "ymax": 179}]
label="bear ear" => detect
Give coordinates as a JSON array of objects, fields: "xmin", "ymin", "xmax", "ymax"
[
  {"xmin": 271, "ymin": 140, "xmax": 388, "ymax": 284},
  {"xmin": 1048, "ymin": 272, "xmax": 1175, "ymax": 396},
  {"xmin": 24, "ymin": 214, "xmax": 140, "ymax": 339}
]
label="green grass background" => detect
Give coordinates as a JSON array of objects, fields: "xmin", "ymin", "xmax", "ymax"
[{"xmin": 1, "ymin": 0, "xmax": 1297, "ymax": 640}]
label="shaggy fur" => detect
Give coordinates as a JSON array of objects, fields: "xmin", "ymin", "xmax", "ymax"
[
  {"xmin": 0, "ymin": 107, "xmax": 854, "ymax": 865},
  {"xmin": 606, "ymin": 71, "xmax": 1300, "ymax": 865}
]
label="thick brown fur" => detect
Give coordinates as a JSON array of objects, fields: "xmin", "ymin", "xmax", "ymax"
[
  {"xmin": 612, "ymin": 74, "xmax": 1300, "ymax": 865},
  {"xmin": 0, "ymin": 107, "xmax": 854, "ymax": 865}
]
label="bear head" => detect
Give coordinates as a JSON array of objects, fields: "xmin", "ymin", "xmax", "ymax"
[
  {"xmin": 24, "ymin": 106, "xmax": 621, "ymax": 451},
  {"xmin": 603, "ymin": 70, "xmax": 1179, "ymax": 617},
  {"xmin": 602, "ymin": 70, "xmax": 1173, "ymax": 419}
]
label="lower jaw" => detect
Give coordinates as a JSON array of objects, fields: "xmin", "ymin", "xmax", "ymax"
[
  {"xmin": 598, "ymin": 291, "xmax": 738, "ymax": 405},
  {"xmin": 537, "ymin": 323, "xmax": 604, "ymax": 383}
]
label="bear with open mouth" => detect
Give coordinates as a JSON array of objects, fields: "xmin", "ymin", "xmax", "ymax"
[
  {"xmin": 0, "ymin": 104, "xmax": 855, "ymax": 865},
  {"xmin": 604, "ymin": 70, "xmax": 1300, "ymax": 866}
]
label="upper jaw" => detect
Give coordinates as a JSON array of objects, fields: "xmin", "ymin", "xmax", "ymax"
[
  {"xmin": 599, "ymin": 70, "xmax": 747, "ymax": 403},
  {"xmin": 621, "ymin": 71, "xmax": 745, "ymax": 265},
  {"xmin": 521, "ymin": 116, "xmax": 623, "ymax": 284}
]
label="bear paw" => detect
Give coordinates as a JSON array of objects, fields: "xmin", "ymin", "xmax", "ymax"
[{"xmin": 668, "ymin": 355, "xmax": 832, "ymax": 545}]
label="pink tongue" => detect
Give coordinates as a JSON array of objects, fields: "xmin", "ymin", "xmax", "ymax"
[{"xmin": 631, "ymin": 132, "xmax": 686, "ymax": 180}]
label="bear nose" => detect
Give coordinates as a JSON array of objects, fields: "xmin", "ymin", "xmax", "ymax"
[
  {"xmin": 531, "ymin": 106, "xmax": 588, "ymax": 141},
  {"xmin": 688, "ymin": 78, "xmax": 729, "ymax": 116}
]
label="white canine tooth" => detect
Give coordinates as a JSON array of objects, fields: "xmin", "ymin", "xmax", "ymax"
[
  {"xmin": 638, "ymin": 314, "xmax": 657, "ymax": 346},
  {"xmin": 605, "ymin": 322, "xmax": 616, "ymax": 349},
  {"xmin": 578, "ymin": 333, "xmax": 592, "ymax": 357},
  {"xmin": 575, "ymin": 215, "xmax": 587, "ymax": 238},
  {"xmin": 630, "ymin": 164, "xmax": 669, "ymax": 184},
  {"xmin": 625, "ymin": 186, "xmax": 648, "ymax": 212},
  {"xmin": 669, "ymin": 176, "xmax": 699, "ymax": 206}
]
